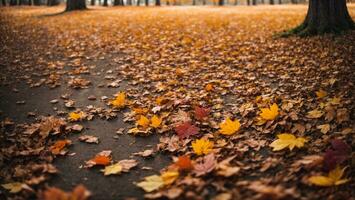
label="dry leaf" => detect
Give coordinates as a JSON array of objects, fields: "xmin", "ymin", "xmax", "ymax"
[{"xmin": 269, "ymin": 133, "xmax": 307, "ymax": 151}]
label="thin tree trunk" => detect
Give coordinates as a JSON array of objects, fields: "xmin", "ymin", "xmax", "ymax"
[
  {"xmin": 91, "ymin": 0, "xmax": 95, "ymax": 5},
  {"xmin": 155, "ymin": 0, "xmax": 160, "ymax": 6},
  {"xmin": 137, "ymin": 0, "xmax": 140, "ymax": 5},
  {"xmin": 2, "ymin": 0, "xmax": 7, "ymax": 6},
  {"xmin": 127, "ymin": 0, "xmax": 132, "ymax": 5},
  {"xmin": 145, "ymin": 0, "xmax": 148, "ymax": 6},
  {"xmin": 103, "ymin": 0, "xmax": 108, "ymax": 6},
  {"xmin": 269, "ymin": 0, "xmax": 274, "ymax": 5},
  {"xmin": 285, "ymin": 0, "xmax": 354, "ymax": 36},
  {"xmin": 252, "ymin": 0, "xmax": 256, "ymax": 5},
  {"xmin": 218, "ymin": 0, "xmax": 223, "ymax": 5},
  {"xmin": 66, "ymin": 0, "xmax": 87, "ymax": 11}
]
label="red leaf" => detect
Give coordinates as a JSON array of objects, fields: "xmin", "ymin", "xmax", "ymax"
[
  {"xmin": 323, "ymin": 139, "xmax": 351, "ymax": 171},
  {"xmin": 175, "ymin": 155, "xmax": 194, "ymax": 171},
  {"xmin": 174, "ymin": 122, "xmax": 199, "ymax": 139},
  {"xmin": 194, "ymin": 106, "xmax": 210, "ymax": 121}
]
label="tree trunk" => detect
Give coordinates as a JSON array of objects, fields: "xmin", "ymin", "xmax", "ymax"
[
  {"xmin": 218, "ymin": 0, "xmax": 223, "ymax": 5},
  {"xmin": 66, "ymin": 0, "xmax": 86, "ymax": 11},
  {"xmin": 33, "ymin": 0, "xmax": 40, "ymax": 5},
  {"xmin": 252, "ymin": 0, "xmax": 256, "ymax": 5},
  {"xmin": 103, "ymin": 0, "xmax": 108, "ymax": 6},
  {"xmin": 145, "ymin": 0, "xmax": 148, "ymax": 6},
  {"xmin": 202, "ymin": 0, "xmax": 206, "ymax": 5},
  {"xmin": 2, "ymin": 0, "xmax": 7, "ymax": 6},
  {"xmin": 91, "ymin": 0, "xmax": 95, "ymax": 5},
  {"xmin": 269, "ymin": 0, "xmax": 274, "ymax": 5},
  {"xmin": 155, "ymin": 0, "xmax": 160, "ymax": 5},
  {"xmin": 137, "ymin": 0, "xmax": 140, "ymax": 5},
  {"xmin": 48, "ymin": 0, "xmax": 59, "ymax": 6},
  {"xmin": 286, "ymin": 0, "xmax": 354, "ymax": 36},
  {"xmin": 127, "ymin": 0, "xmax": 132, "ymax": 5}
]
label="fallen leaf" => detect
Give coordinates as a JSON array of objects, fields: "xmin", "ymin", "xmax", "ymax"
[
  {"xmin": 79, "ymin": 135, "xmax": 99, "ymax": 144},
  {"xmin": 193, "ymin": 153, "xmax": 216, "ymax": 176},
  {"xmin": 309, "ymin": 166, "xmax": 349, "ymax": 186},
  {"xmin": 2, "ymin": 182, "xmax": 25, "ymax": 193},
  {"xmin": 137, "ymin": 175, "xmax": 164, "ymax": 192},
  {"xmin": 50, "ymin": 140, "xmax": 71, "ymax": 155},
  {"xmin": 161, "ymin": 171, "xmax": 179, "ymax": 185},
  {"xmin": 110, "ymin": 92, "xmax": 126, "ymax": 108},
  {"xmin": 102, "ymin": 162, "xmax": 123, "ymax": 176},
  {"xmin": 174, "ymin": 122, "xmax": 199, "ymax": 139},
  {"xmin": 194, "ymin": 106, "xmax": 209, "ymax": 121},
  {"xmin": 316, "ymin": 124, "xmax": 330, "ymax": 134},
  {"xmin": 323, "ymin": 139, "xmax": 351, "ymax": 171},
  {"xmin": 259, "ymin": 103, "xmax": 279, "ymax": 121},
  {"xmin": 68, "ymin": 111, "xmax": 84, "ymax": 122},
  {"xmin": 137, "ymin": 115, "xmax": 150, "ymax": 128},
  {"xmin": 269, "ymin": 133, "xmax": 307, "ymax": 151},
  {"xmin": 150, "ymin": 115, "xmax": 162, "ymax": 128},
  {"xmin": 219, "ymin": 117, "xmax": 240, "ymax": 135},
  {"xmin": 316, "ymin": 89, "xmax": 327, "ymax": 99},
  {"xmin": 307, "ymin": 109, "xmax": 323, "ymax": 119},
  {"xmin": 175, "ymin": 155, "xmax": 194, "ymax": 171},
  {"xmin": 192, "ymin": 138, "xmax": 213, "ymax": 156}
]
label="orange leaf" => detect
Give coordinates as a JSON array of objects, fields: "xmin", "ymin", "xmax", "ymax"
[
  {"xmin": 91, "ymin": 155, "xmax": 111, "ymax": 166},
  {"xmin": 50, "ymin": 140, "xmax": 71, "ymax": 155},
  {"xmin": 175, "ymin": 155, "xmax": 194, "ymax": 171}
]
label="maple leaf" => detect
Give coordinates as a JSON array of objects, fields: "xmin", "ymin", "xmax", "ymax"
[
  {"xmin": 161, "ymin": 171, "xmax": 179, "ymax": 185},
  {"xmin": 323, "ymin": 139, "xmax": 351, "ymax": 171},
  {"xmin": 175, "ymin": 155, "xmax": 194, "ymax": 171},
  {"xmin": 259, "ymin": 103, "xmax": 279, "ymax": 121},
  {"xmin": 193, "ymin": 154, "xmax": 216, "ymax": 176},
  {"xmin": 110, "ymin": 92, "xmax": 126, "ymax": 108},
  {"xmin": 150, "ymin": 115, "xmax": 162, "ymax": 128},
  {"xmin": 192, "ymin": 138, "xmax": 213, "ymax": 156},
  {"xmin": 102, "ymin": 163, "xmax": 123, "ymax": 176},
  {"xmin": 50, "ymin": 139, "xmax": 71, "ymax": 155},
  {"xmin": 137, "ymin": 115, "xmax": 150, "ymax": 128},
  {"xmin": 309, "ymin": 166, "xmax": 349, "ymax": 187},
  {"xmin": 118, "ymin": 159, "xmax": 138, "ymax": 172},
  {"xmin": 68, "ymin": 111, "xmax": 84, "ymax": 122},
  {"xmin": 174, "ymin": 122, "xmax": 199, "ymax": 139},
  {"xmin": 194, "ymin": 106, "xmax": 210, "ymax": 121},
  {"xmin": 269, "ymin": 133, "xmax": 307, "ymax": 151},
  {"xmin": 219, "ymin": 117, "xmax": 240, "ymax": 135},
  {"xmin": 136, "ymin": 175, "xmax": 164, "ymax": 192}
]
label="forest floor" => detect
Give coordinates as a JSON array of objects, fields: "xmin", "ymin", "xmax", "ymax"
[{"xmin": 0, "ymin": 5, "xmax": 354, "ymax": 200}]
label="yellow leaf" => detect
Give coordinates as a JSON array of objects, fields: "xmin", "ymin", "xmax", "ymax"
[
  {"xmin": 137, "ymin": 115, "xmax": 150, "ymax": 128},
  {"xmin": 309, "ymin": 166, "xmax": 349, "ymax": 187},
  {"xmin": 156, "ymin": 97, "xmax": 164, "ymax": 105},
  {"xmin": 307, "ymin": 109, "xmax": 323, "ymax": 119},
  {"xmin": 150, "ymin": 115, "xmax": 162, "ymax": 128},
  {"xmin": 219, "ymin": 117, "xmax": 240, "ymax": 135},
  {"xmin": 110, "ymin": 92, "xmax": 126, "ymax": 108},
  {"xmin": 68, "ymin": 111, "xmax": 84, "ymax": 121},
  {"xmin": 316, "ymin": 124, "xmax": 330, "ymax": 134},
  {"xmin": 259, "ymin": 103, "xmax": 279, "ymax": 121},
  {"xmin": 192, "ymin": 138, "xmax": 214, "ymax": 156},
  {"xmin": 316, "ymin": 89, "xmax": 327, "ymax": 99},
  {"xmin": 136, "ymin": 175, "xmax": 164, "ymax": 192},
  {"xmin": 102, "ymin": 163, "xmax": 123, "ymax": 176},
  {"xmin": 2, "ymin": 182, "xmax": 24, "ymax": 193},
  {"xmin": 161, "ymin": 171, "xmax": 179, "ymax": 185},
  {"xmin": 269, "ymin": 133, "xmax": 307, "ymax": 151}
]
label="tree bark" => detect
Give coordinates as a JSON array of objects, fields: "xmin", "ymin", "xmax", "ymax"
[
  {"xmin": 218, "ymin": 0, "xmax": 223, "ymax": 5},
  {"xmin": 33, "ymin": 0, "xmax": 40, "ymax": 5},
  {"xmin": 269, "ymin": 0, "xmax": 274, "ymax": 5},
  {"xmin": 127, "ymin": 0, "xmax": 132, "ymax": 5},
  {"xmin": 2, "ymin": 0, "xmax": 7, "ymax": 6},
  {"xmin": 48, "ymin": 0, "xmax": 59, "ymax": 6},
  {"xmin": 155, "ymin": 0, "xmax": 160, "ymax": 6},
  {"xmin": 66, "ymin": 0, "xmax": 87, "ymax": 11},
  {"xmin": 145, "ymin": 0, "xmax": 148, "ymax": 6},
  {"xmin": 91, "ymin": 0, "xmax": 95, "ymax": 5},
  {"xmin": 137, "ymin": 0, "xmax": 141, "ymax": 5},
  {"xmin": 252, "ymin": 0, "xmax": 256, "ymax": 5},
  {"xmin": 103, "ymin": 0, "xmax": 108, "ymax": 6},
  {"xmin": 286, "ymin": 0, "xmax": 354, "ymax": 36}
]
